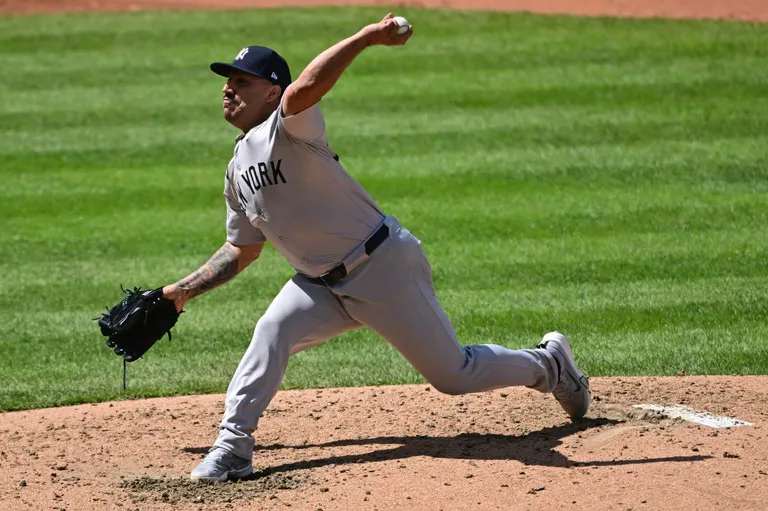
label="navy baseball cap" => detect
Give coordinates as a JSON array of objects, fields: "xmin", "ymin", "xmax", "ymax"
[{"xmin": 210, "ymin": 46, "xmax": 292, "ymax": 92}]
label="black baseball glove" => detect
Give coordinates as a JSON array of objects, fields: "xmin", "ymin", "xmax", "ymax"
[{"xmin": 96, "ymin": 286, "xmax": 182, "ymax": 362}]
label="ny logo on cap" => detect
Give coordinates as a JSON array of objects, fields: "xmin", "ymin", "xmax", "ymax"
[
  {"xmin": 235, "ymin": 47, "xmax": 249, "ymax": 60},
  {"xmin": 271, "ymin": 72, "xmax": 278, "ymax": 80}
]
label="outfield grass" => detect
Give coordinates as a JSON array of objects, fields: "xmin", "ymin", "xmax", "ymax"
[{"xmin": 0, "ymin": 7, "xmax": 766, "ymax": 411}]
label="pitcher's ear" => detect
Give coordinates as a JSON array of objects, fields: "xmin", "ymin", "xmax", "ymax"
[{"xmin": 268, "ymin": 84, "xmax": 282, "ymax": 102}]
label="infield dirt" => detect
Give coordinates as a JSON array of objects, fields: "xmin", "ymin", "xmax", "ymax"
[
  {"xmin": 2, "ymin": 0, "xmax": 768, "ymax": 22},
  {"xmin": 2, "ymin": 377, "xmax": 767, "ymax": 510},
  {"xmin": 2, "ymin": 0, "xmax": 768, "ymax": 510}
]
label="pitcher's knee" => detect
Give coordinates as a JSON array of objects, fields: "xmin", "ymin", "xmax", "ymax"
[
  {"xmin": 247, "ymin": 316, "xmax": 288, "ymax": 359},
  {"xmin": 253, "ymin": 314, "xmax": 286, "ymax": 344},
  {"xmin": 428, "ymin": 378, "xmax": 469, "ymax": 396}
]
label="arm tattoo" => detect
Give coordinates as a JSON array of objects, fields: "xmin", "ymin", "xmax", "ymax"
[{"xmin": 176, "ymin": 244, "xmax": 239, "ymax": 301}]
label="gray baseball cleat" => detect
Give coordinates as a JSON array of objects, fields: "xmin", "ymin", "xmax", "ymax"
[
  {"xmin": 190, "ymin": 447, "xmax": 253, "ymax": 482},
  {"xmin": 538, "ymin": 331, "xmax": 590, "ymax": 419}
]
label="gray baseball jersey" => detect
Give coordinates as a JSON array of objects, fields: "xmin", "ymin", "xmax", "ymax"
[
  {"xmin": 212, "ymin": 102, "xmax": 566, "ymax": 461},
  {"xmin": 224, "ymin": 99, "xmax": 384, "ymax": 277}
]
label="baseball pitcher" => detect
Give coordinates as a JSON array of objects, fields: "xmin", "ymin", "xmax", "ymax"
[{"xmin": 102, "ymin": 14, "xmax": 590, "ymax": 481}]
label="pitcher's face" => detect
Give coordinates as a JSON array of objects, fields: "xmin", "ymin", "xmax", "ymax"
[{"xmin": 221, "ymin": 71, "xmax": 280, "ymax": 131}]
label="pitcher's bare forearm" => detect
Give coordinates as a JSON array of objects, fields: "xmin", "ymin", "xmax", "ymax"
[
  {"xmin": 282, "ymin": 32, "xmax": 370, "ymax": 116},
  {"xmin": 163, "ymin": 241, "xmax": 263, "ymax": 310},
  {"xmin": 282, "ymin": 13, "xmax": 412, "ymax": 116},
  {"xmin": 177, "ymin": 244, "xmax": 238, "ymax": 299}
]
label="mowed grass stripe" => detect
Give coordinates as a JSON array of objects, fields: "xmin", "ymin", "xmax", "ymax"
[
  {"xmin": 6, "ymin": 273, "xmax": 766, "ymax": 331},
  {"xmin": 3, "ymin": 92, "xmax": 767, "ymax": 152},
  {"xmin": 4, "ymin": 321, "xmax": 765, "ymax": 411},
  {"xmin": 3, "ymin": 184, "xmax": 765, "ymax": 267},
  {"xmin": 1, "ymin": 8, "xmax": 767, "ymax": 411},
  {"xmin": 2, "ymin": 223, "xmax": 763, "ymax": 297},
  {"xmin": 4, "ymin": 150, "xmax": 766, "ymax": 213},
  {"xmin": 3, "ymin": 48, "xmax": 765, "ymax": 98},
  {"xmin": 1, "ymin": 9, "xmax": 763, "ymax": 78},
  {"xmin": 2, "ymin": 138, "xmax": 765, "ymax": 200},
  {"xmin": 3, "ymin": 222, "xmax": 766, "ymax": 306},
  {"xmin": 2, "ymin": 57, "xmax": 764, "ymax": 131}
]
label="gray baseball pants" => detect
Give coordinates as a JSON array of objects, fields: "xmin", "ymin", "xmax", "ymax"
[{"xmin": 214, "ymin": 216, "xmax": 559, "ymax": 459}]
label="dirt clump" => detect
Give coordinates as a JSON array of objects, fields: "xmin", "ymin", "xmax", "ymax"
[{"xmin": 121, "ymin": 472, "xmax": 309, "ymax": 505}]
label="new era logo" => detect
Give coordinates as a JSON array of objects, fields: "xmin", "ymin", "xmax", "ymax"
[
  {"xmin": 235, "ymin": 47, "xmax": 249, "ymax": 60},
  {"xmin": 271, "ymin": 72, "xmax": 278, "ymax": 80}
]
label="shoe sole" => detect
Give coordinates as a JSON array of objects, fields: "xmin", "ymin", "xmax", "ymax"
[
  {"xmin": 190, "ymin": 463, "xmax": 253, "ymax": 482},
  {"xmin": 539, "ymin": 332, "xmax": 590, "ymax": 419}
]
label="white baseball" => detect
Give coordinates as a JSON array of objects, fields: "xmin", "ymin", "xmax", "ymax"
[{"xmin": 392, "ymin": 16, "xmax": 410, "ymax": 36}]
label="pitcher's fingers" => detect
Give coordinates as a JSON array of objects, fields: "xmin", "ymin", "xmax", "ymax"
[{"xmin": 398, "ymin": 26, "xmax": 414, "ymax": 44}]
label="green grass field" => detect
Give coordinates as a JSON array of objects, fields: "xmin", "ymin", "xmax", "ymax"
[{"xmin": 1, "ymin": 7, "xmax": 766, "ymax": 412}]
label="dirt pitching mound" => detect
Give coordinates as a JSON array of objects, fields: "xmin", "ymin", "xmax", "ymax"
[{"xmin": 2, "ymin": 376, "xmax": 767, "ymax": 510}]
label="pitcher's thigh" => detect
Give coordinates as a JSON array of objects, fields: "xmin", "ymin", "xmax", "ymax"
[
  {"xmin": 344, "ymin": 269, "xmax": 469, "ymax": 391},
  {"xmin": 253, "ymin": 274, "xmax": 360, "ymax": 356}
]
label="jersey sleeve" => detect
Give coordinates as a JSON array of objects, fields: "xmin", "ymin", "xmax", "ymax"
[
  {"xmin": 278, "ymin": 95, "xmax": 326, "ymax": 143},
  {"xmin": 224, "ymin": 162, "xmax": 266, "ymax": 245}
]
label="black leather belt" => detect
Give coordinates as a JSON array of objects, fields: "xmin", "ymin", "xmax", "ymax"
[{"xmin": 311, "ymin": 224, "xmax": 389, "ymax": 287}]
